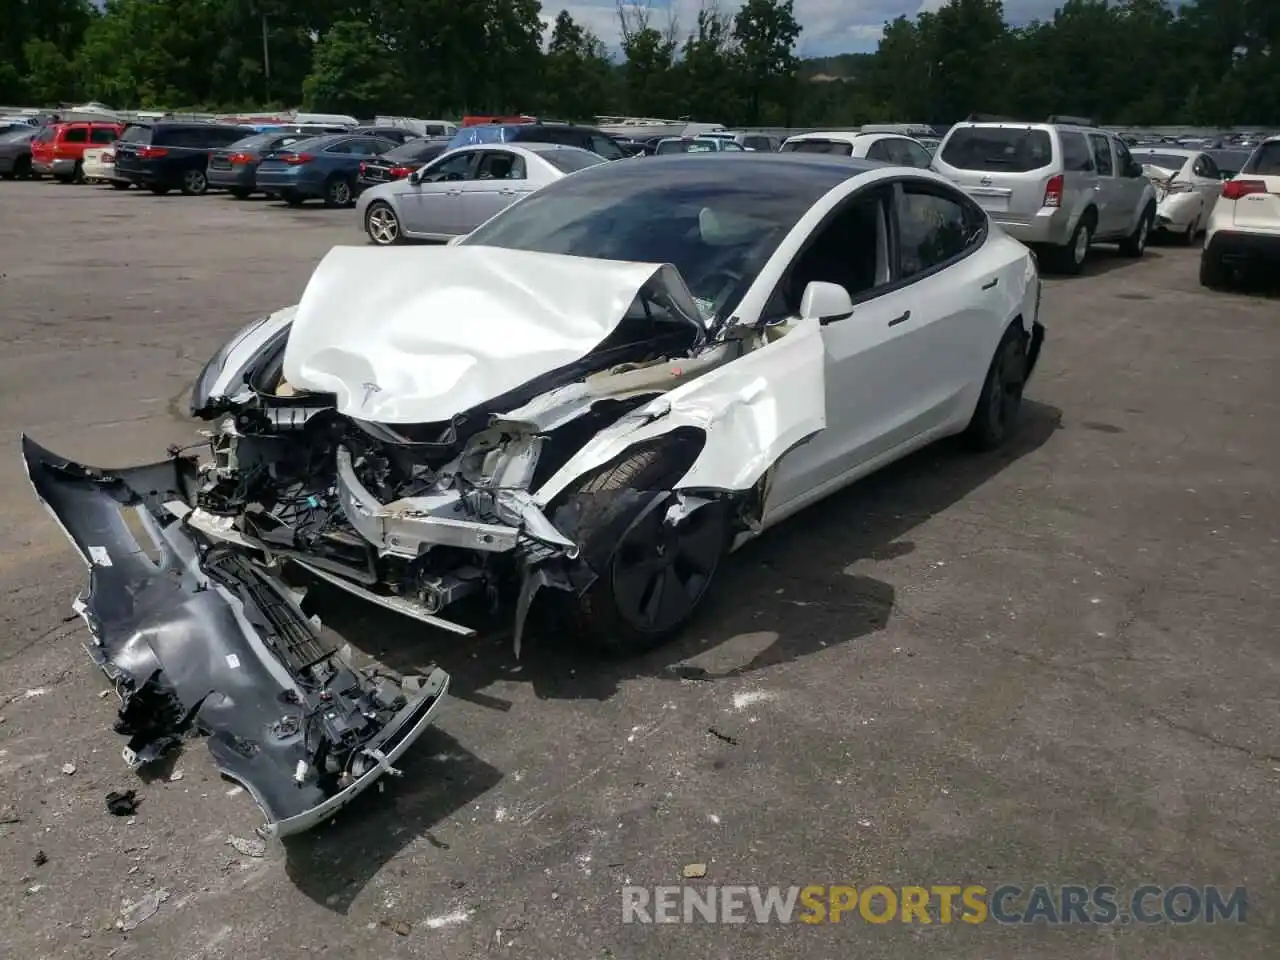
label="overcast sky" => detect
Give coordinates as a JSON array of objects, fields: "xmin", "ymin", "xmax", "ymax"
[{"xmin": 550, "ymin": 0, "xmax": 1076, "ymax": 57}]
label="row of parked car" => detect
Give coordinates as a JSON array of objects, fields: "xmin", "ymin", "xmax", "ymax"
[{"xmin": 4, "ymin": 114, "xmax": 1276, "ymax": 289}]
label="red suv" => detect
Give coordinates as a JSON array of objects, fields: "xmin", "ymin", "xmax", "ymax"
[{"xmin": 31, "ymin": 122, "xmax": 122, "ymax": 182}]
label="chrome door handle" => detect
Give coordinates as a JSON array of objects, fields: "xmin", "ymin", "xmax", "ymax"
[
  {"xmin": 888, "ymin": 311, "xmax": 910, "ymax": 327},
  {"xmin": 499, "ymin": 188, "xmax": 516, "ymax": 196},
  {"xmin": 982, "ymin": 278, "xmax": 998, "ymax": 290},
  {"xmin": 1093, "ymin": 184, "xmax": 1102, "ymax": 191},
  {"xmin": 445, "ymin": 189, "xmax": 461, "ymax": 197}
]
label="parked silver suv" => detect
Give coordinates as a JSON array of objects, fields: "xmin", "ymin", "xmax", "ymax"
[{"xmin": 932, "ymin": 119, "xmax": 1158, "ymax": 273}]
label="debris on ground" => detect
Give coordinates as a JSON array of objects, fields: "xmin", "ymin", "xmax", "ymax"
[
  {"xmin": 117, "ymin": 888, "xmax": 169, "ymax": 931},
  {"xmin": 379, "ymin": 918, "xmax": 412, "ymax": 936},
  {"xmin": 682, "ymin": 863, "xmax": 707, "ymax": 879},
  {"xmin": 33, "ymin": 850, "xmax": 48, "ymax": 866},
  {"xmin": 61, "ymin": 762, "xmax": 77, "ymax": 776},
  {"xmin": 105, "ymin": 790, "xmax": 139, "ymax": 816},
  {"xmin": 226, "ymin": 835, "xmax": 265, "ymax": 858},
  {"xmin": 707, "ymin": 727, "xmax": 739, "ymax": 745},
  {"xmin": 25, "ymin": 884, "xmax": 43, "ymax": 895},
  {"xmin": 167, "ymin": 770, "xmax": 183, "ymax": 782},
  {"xmin": 0, "ymin": 804, "xmax": 21, "ymax": 824},
  {"xmin": 98, "ymin": 690, "xmax": 111, "ymax": 699}
]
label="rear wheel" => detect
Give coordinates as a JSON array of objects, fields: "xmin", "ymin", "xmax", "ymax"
[
  {"xmin": 228, "ymin": 187, "xmax": 251, "ymax": 200},
  {"xmin": 149, "ymin": 184, "xmax": 170, "ymax": 195},
  {"xmin": 554, "ymin": 447, "xmax": 730, "ymax": 656},
  {"xmin": 323, "ymin": 176, "xmax": 354, "ymax": 208},
  {"xmin": 72, "ymin": 160, "xmax": 84, "ymax": 183},
  {"xmin": 110, "ymin": 180, "xmax": 130, "ymax": 190},
  {"xmin": 1199, "ymin": 250, "xmax": 1229, "ymax": 289},
  {"xmin": 281, "ymin": 190, "xmax": 304, "ymax": 206},
  {"xmin": 13, "ymin": 155, "xmax": 31, "ymax": 178},
  {"xmin": 181, "ymin": 168, "xmax": 208, "ymax": 196},
  {"xmin": 965, "ymin": 327, "xmax": 1029, "ymax": 451},
  {"xmin": 1055, "ymin": 215, "xmax": 1093, "ymax": 274}
]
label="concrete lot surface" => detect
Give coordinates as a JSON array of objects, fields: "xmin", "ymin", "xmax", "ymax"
[{"xmin": 0, "ymin": 181, "xmax": 1276, "ymax": 959}]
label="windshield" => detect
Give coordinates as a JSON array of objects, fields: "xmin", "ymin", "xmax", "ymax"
[
  {"xmin": 1243, "ymin": 141, "xmax": 1280, "ymax": 176},
  {"xmin": 461, "ymin": 159, "xmax": 834, "ymax": 318},
  {"xmin": 1135, "ymin": 153, "xmax": 1187, "ymax": 172},
  {"xmin": 940, "ymin": 127, "xmax": 1053, "ymax": 172},
  {"xmin": 540, "ymin": 148, "xmax": 607, "ymax": 173},
  {"xmin": 781, "ymin": 139, "xmax": 853, "ymax": 156}
]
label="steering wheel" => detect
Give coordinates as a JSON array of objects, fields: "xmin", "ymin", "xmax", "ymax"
[{"xmin": 699, "ymin": 266, "xmax": 744, "ymax": 320}]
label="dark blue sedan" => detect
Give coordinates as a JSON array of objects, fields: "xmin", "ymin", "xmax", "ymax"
[{"xmin": 255, "ymin": 133, "xmax": 397, "ymax": 207}]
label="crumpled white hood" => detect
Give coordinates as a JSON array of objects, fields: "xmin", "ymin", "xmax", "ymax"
[
  {"xmin": 1142, "ymin": 164, "xmax": 1178, "ymax": 182},
  {"xmin": 283, "ymin": 246, "xmax": 688, "ymax": 424}
]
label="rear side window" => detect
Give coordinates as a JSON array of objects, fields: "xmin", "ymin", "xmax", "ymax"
[
  {"xmin": 1243, "ymin": 141, "xmax": 1280, "ymax": 175},
  {"xmin": 540, "ymin": 149, "xmax": 606, "ymax": 173},
  {"xmin": 61, "ymin": 127, "xmax": 87, "ymax": 143},
  {"xmin": 940, "ymin": 127, "xmax": 1053, "ymax": 172},
  {"xmin": 1059, "ymin": 132, "xmax": 1093, "ymax": 171},
  {"xmin": 90, "ymin": 127, "xmax": 117, "ymax": 144},
  {"xmin": 120, "ymin": 124, "xmax": 152, "ymax": 143},
  {"xmin": 782, "ymin": 139, "xmax": 853, "ymax": 156},
  {"xmin": 588, "ymin": 134, "xmax": 624, "ymax": 160},
  {"xmin": 1087, "ymin": 134, "xmax": 1114, "ymax": 175},
  {"xmin": 156, "ymin": 127, "xmax": 202, "ymax": 147},
  {"xmin": 896, "ymin": 183, "xmax": 981, "ymax": 278},
  {"xmin": 743, "ymin": 136, "xmax": 774, "ymax": 151}
]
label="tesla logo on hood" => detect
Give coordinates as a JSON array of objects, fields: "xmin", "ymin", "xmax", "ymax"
[
  {"xmin": 980, "ymin": 176, "xmax": 993, "ymax": 186},
  {"xmin": 360, "ymin": 382, "xmax": 381, "ymax": 407}
]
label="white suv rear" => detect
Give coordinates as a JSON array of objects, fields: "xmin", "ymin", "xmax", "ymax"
[{"xmin": 1200, "ymin": 136, "xmax": 1280, "ymax": 288}]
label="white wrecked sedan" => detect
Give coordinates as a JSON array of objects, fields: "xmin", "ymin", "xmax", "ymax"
[
  {"xmin": 1135, "ymin": 146, "xmax": 1229, "ymax": 243},
  {"xmin": 23, "ymin": 154, "xmax": 1043, "ymax": 832}
]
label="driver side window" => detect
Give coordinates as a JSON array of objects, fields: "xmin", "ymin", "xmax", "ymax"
[
  {"xmin": 423, "ymin": 151, "xmax": 475, "ymax": 182},
  {"xmin": 766, "ymin": 186, "xmax": 894, "ymax": 318}
]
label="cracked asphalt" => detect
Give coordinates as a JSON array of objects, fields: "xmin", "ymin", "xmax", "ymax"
[{"xmin": 0, "ymin": 180, "xmax": 1277, "ymax": 959}]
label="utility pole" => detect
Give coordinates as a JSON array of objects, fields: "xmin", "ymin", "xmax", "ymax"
[{"xmin": 261, "ymin": 12, "xmax": 271, "ymax": 104}]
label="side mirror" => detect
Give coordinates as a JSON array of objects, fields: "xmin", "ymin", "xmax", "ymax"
[
  {"xmin": 799, "ymin": 281, "xmax": 854, "ymax": 323},
  {"xmin": 1128, "ymin": 161, "xmax": 1144, "ymax": 178},
  {"xmin": 408, "ymin": 171, "xmax": 421, "ymax": 185}
]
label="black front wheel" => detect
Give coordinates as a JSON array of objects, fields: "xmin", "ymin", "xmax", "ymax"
[
  {"xmin": 1119, "ymin": 207, "xmax": 1154, "ymax": 257},
  {"xmin": 181, "ymin": 169, "xmax": 208, "ymax": 196},
  {"xmin": 323, "ymin": 177, "xmax": 353, "ymax": 208},
  {"xmin": 555, "ymin": 447, "xmax": 729, "ymax": 656}
]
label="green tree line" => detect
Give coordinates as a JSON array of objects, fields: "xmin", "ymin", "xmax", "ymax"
[{"xmin": 2, "ymin": 0, "xmax": 1278, "ymax": 126}]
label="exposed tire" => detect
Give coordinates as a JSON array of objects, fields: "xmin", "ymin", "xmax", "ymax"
[
  {"xmin": 228, "ymin": 187, "xmax": 252, "ymax": 200},
  {"xmin": 1054, "ymin": 214, "xmax": 1093, "ymax": 275},
  {"xmin": 964, "ymin": 326, "xmax": 1029, "ymax": 452},
  {"xmin": 72, "ymin": 160, "xmax": 85, "ymax": 183},
  {"xmin": 149, "ymin": 184, "xmax": 171, "ymax": 195},
  {"xmin": 180, "ymin": 168, "xmax": 208, "ymax": 196},
  {"xmin": 1199, "ymin": 250, "xmax": 1229, "ymax": 289},
  {"xmin": 1119, "ymin": 205, "xmax": 1155, "ymax": 257},
  {"xmin": 110, "ymin": 180, "xmax": 131, "ymax": 190},
  {"xmin": 553, "ymin": 446, "xmax": 730, "ymax": 656},
  {"xmin": 13, "ymin": 156, "xmax": 31, "ymax": 179},
  {"xmin": 323, "ymin": 176, "xmax": 354, "ymax": 208},
  {"xmin": 365, "ymin": 201, "xmax": 402, "ymax": 245}
]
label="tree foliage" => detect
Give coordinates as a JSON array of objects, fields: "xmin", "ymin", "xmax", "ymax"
[{"xmin": 1, "ymin": 0, "xmax": 1277, "ymax": 126}]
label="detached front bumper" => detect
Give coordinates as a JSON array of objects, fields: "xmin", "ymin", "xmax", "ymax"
[{"xmin": 21, "ymin": 435, "xmax": 450, "ymax": 837}]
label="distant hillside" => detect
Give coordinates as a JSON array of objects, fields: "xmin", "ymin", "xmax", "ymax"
[{"xmin": 799, "ymin": 53, "xmax": 873, "ymax": 81}]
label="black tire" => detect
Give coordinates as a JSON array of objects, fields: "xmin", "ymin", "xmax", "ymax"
[
  {"xmin": 553, "ymin": 446, "xmax": 730, "ymax": 656},
  {"xmin": 72, "ymin": 160, "xmax": 84, "ymax": 184},
  {"xmin": 110, "ymin": 180, "xmax": 130, "ymax": 190},
  {"xmin": 1054, "ymin": 213, "xmax": 1094, "ymax": 275},
  {"xmin": 1199, "ymin": 250, "xmax": 1229, "ymax": 289},
  {"xmin": 180, "ymin": 168, "xmax": 208, "ymax": 196},
  {"xmin": 13, "ymin": 155, "xmax": 31, "ymax": 179},
  {"xmin": 1119, "ymin": 205, "xmax": 1155, "ymax": 257},
  {"xmin": 365, "ymin": 201, "xmax": 402, "ymax": 245},
  {"xmin": 1179, "ymin": 217, "xmax": 1198, "ymax": 246},
  {"xmin": 53, "ymin": 173, "xmax": 72, "ymax": 184},
  {"xmin": 965, "ymin": 327, "xmax": 1029, "ymax": 452},
  {"xmin": 281, "ymin": 190, "xmax": 304, "ymax": 206},
  {"xmin": 228, "ymin": 187, "xmax": 251, "ymax": 200},
  {"xmin": 323, "ymin": 176, "xmax": 354, "ymax": 208},
  {"xmin": 149, "ymin": 184, "xmax": 170, "ymax": 195}
]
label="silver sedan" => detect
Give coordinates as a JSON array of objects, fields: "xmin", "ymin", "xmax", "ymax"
[{"xmin": 357, "ymin": 142, "xmax": 606, "ymax": 245}]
